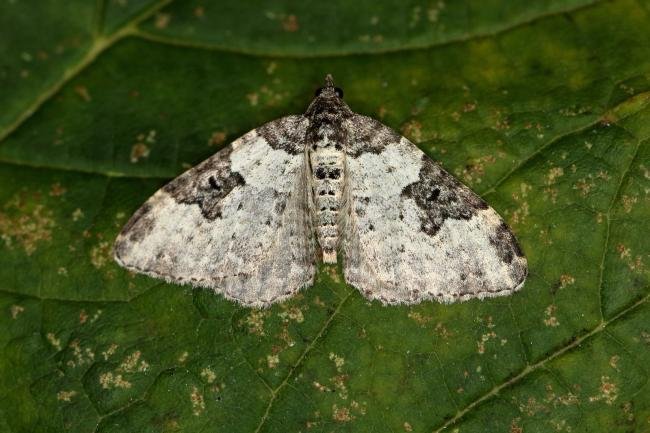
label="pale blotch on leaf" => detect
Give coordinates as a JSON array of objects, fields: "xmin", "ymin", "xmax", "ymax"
[
  {"xmin": 359, "ymin": 34, "xmax": 384, "ymax": 44},
  {"xmin": 242, "ymin": 310, "xmax": 268, "ymax": 336},
  {"xmin": 312, "ymin": 381, "xmax": 332, "ymax": 392},
  {"xmin": 246, "ymin": 92, "xmax": 259, "ymax": 106},
  {"xmin": 331, "ymin": 374, "xmax": 349, "ymax": 400},
  {"xmin": 193, "ymin": 6, "xmax": 204, "ymax": 17},
  {"xmin": 71, "ymin": 208, "xmax": 84, "ymax": 222},
  {"xmin": 332, "ymin": 401, "xmax": 366, "ymax": 423},
  {"xmin": 549, "ymin": 419, "xmax": 571, "ymax": 432},
  {"xmin": 621, "ymin": 195, "xmax": 638, "ymax": 213},
  {"xmin": 403, "ymin": 421, "xmax": 413, "ymax": 432},
  {"xmin": 90, "ymin": 241, "xmax": 112, "ymax": 269},
  {"xmin": 574, "ymin": 176, "xmax": 595, "ymax": 197},
  {"xmin": 544, "ymin": 166, "xmax": 564, "ymax": 204},
  {"xmin": 130, "ymin": 130, "xmax": 156, "ymax": 163},
  {"xmin": 510, "ymin": 183, "xmax": 532, "ymax": 226},
  {"xmin": 101, "ymin": 343, "xmax": 119, "ymax": 361},
  {"xmin": 491, "ymin": 110, "xmax": 510, "ymax": 131},
  {"xmin": 266, "ymin": 354, "xmax": 280, "ymax": 369},
  {"xmin": 178, "ymin": 351, "xmax": 189, "ymax": 363},
  {"xmin": 543, "ymin": 304, "xmax": 560, "ymax": 327},
  {"xmin": 476, "ymin": 316, "xmax": 497, "ymax": 355},
  {"xmin": 56, "ymin": 390, "xmax": 77, "ymax": 402},
  {"xmin": 99, "ymin": 372, "xmax": 131, "ymax": 389},
  {"xmin": 57, "ymin": 267, "xmax": 67, "ymax": 276},
  {"xmin": 407, "ymin": 311, "xmax": 432, "ymax": 327},
  {"xmin": 332, "ymin": 404, "xmax": 352, "ymax": 423},
  {"xmin": 324, "ymin": 266, "xmax": 341, "ymax": 283},
  {"xmin": 400, "ymin": 120, "xmax": 423, "ymax": 143},
  {"xmin": 455, "ymin": 154, "xmax": 498, "ymax": 185},
  {"xmin": 190, "ymin": 386, "xmax": 205, "ymax": 416},
  {"xmin": 409, "ymin": 6, "xmax": 422, "ymax": 28},
  {"xmin": 89, "ymin": 309, "xmax": 102, "ymax": 324},
  {"xmin": 622, "ymin": 402, "xmax": 635, "ymax": 422},
  {"xmin": 609, "ymin": 355, "xmax": 620, "ymax": 370},
  {"xmin": 10, "ymin": 305, "xmax": 25, "ymax": 319},
  {"xmin": 0, "ymin": 194, "xmax": 55, "ymax": 255},
  {"xmin": 616, "ymin": 244, "xmax": 644, "ymax": 272},
  {"xmin": 46, "ymin": 332, "xmax": 62, "ymax": 351},
  {"xmin": 79, "ymin": 309, "xmax": 88, "ymax": 324},
  {"xmin": 639, "ymin": 163, "xmax": 650, "ymax": 179},
  {"xmin": 266, "ymin": 62, "xmax": 277, "ymax": 75},
  {"xmin": 329, "ymin": 352, "xmax": 345, "ymax": 372},
  {"xmin": 589, "ymin": 376, "xmax": 619, "ymax": 405},
  {"xmin": 433, "ymin": 322, "xmax": 452, "ymax": 339},
  {"xmin": 510, "ymin": 418, "xmax": 523, "ymax": 433},
  {"xmin": 130, "ymin": 143, "xmax": 150, "ymax": 163},
  {"xmin": 518, "ymin": 396, "xmax": 548, "ymax": 416},
  {"xmin": 278, "ymin": 306, "xmax": 304, "ymax": 323},
  {"xmin": 200, "ymin": 368, "xmax": 216, "ymax": 384},
  {"xmin": 546, "ymin": 167, "xmax": 564, "ymax": 185},
  {"xmin": 99, "ymin": 350, "xmax": 148, "ymax": 389},
  {"xmin": 120, "ymin": 351, "xmax": 149, "ymax": 373},
  {"xmin": 67, "ymin": 339, "xmax": 95, "ymax": 368},
  {"xmin": 247, "ymin": 85, "xmax": 289, "ymax": 108},
  {"xmin": 559, "ymin": 274, "xmax": 575, "ymax": 289},
  {"xmin": 427, "ymin": 1, "xmax": 445, "ymax": 22},
  {"xmin": 543, "ymin": 383, "xmax": 579, "ymax": 407},
  {"xmin": 326, "ymin": 353, "xmax": 349, "ymax": 400}
]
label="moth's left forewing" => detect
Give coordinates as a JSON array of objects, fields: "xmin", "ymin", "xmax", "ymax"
[
  {"xmin": 114, "ymin": 115, "xmax": 316, "ymax": 307},
  {"xmin": 342, "ymin": 114, "xmax": 527, "ymax": 304}
]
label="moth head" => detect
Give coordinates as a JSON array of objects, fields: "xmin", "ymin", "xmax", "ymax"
[
  {"xmin": 306, "ymin": 74, "xmax": 352, "ymax": 119},
  {"xmin": 314, "ymin": 74, "xmax": 344, "ymax": 99}
]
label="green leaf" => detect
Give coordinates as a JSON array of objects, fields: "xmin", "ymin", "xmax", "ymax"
[{"xmin": 1, "ymin": 0, "xmax": 648, "ymax": 432}]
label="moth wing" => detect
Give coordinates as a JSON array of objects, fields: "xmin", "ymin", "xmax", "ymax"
[
  {"xmin": 343, "ymin": 114, "xmax": 527, "ymax": 304},
  {"xmin": 114, "ymin": 115, "xmax": 316, "ymax": 307}
]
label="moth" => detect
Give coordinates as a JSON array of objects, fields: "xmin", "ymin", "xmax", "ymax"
[{"xmin": 114, "ymin": 75, "xmax": 527, "ymax": 308}]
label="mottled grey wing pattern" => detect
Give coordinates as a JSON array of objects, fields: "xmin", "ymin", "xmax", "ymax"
[
  {"xmin": 342, "ymin": 114, "xmax": 527, "ymax": 305},
  {"xmin": 114, "ymin": 116, "xmax": 316, "ymax": 308}
]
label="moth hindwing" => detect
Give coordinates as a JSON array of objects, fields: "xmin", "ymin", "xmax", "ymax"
[{"xmin": 114, "ymin": 75, "xmax": 527, "ymax": 307}]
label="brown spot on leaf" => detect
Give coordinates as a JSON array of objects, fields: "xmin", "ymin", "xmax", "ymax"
[
  {"xmin": 155, "ymin": 13, "xmax": 171, "ymax": 29},
  {"xmin": 208, "ymin": 131, "xmax": 227, "ymax": 147},
  {"xmin": 74, "ymin": 85, "xmax": 91, "ymax": 102},
  {"xmin": 281, "ymin": 14, "xmax": 299, "ymax": 32}
]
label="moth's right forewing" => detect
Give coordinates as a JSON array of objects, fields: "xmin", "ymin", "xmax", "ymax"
[{"xmin": 343, "ymin": 114, "xmax": 527, "ymax": 305}]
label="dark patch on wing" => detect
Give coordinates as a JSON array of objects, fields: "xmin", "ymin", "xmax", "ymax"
[
  {"xmin": 401, "ymin": 155, "xmax": 489, "ymax": 236},
  {"xmin": 345, "ymin": 114, "xmax": 401, "ymax": 157},
  {"xmin": 163, "ymin": 146, "xmax": 245, "ymax": 220},
  {"xmin": 257, "ymin": 115, "xmax": 308, "ymax": 155},
  {"xmin": 488, "ymin": 222, "xmax": 525, "ymax": 264},
  {"xmin": 488, "ymin": 222, "xmax": 528, "ymax": 283},
  {"xmin": 114, "ymin": 202, "xmax": 155, "ymax": 258},
  {"xmin": 119, "ymin": 202, "xmax": 153, "ymax": 242}
]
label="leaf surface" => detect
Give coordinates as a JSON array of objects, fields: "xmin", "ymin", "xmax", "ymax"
[{"xmin": 0, "ymin": 0, "xmax": 649, "ymax": 432}]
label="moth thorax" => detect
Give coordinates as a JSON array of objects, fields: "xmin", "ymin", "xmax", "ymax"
[{"xmin": 310, "ymin": 140, "xmax": 345, "ymax": 264}]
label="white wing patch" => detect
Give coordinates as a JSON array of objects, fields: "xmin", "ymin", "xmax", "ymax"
[
  {"xmin": 343, "ymin": 116, "xmax": 527, "ymax": 305},
  {"xmin": 114, "ymin": 116, "xmax": 316, "ymax": 308}
]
